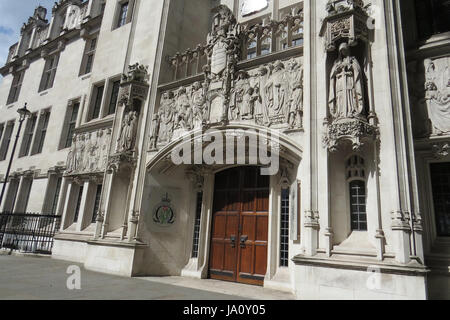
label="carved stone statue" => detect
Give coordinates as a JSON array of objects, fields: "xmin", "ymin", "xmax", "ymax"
[
  {"xmin": 149, "ymin": 113, "xmax": 160, "ymax": 150},
  {"xmin": 254, "ymin": 66, "xmax": 269, "ymax": 125},
  {"xmin": 66, "ymin": 135, "xmax": 77, "ymax": 173},
  {"xmin": 191, "ymin": 81, "xmax": 207, "ymax": 129},
  {"xmin": 233, "ymin": 71, "xmax": 256, "ymax": 120},
  {"xmin": 328, "ymin": 43, "xmax": 365, "ymax": 120},
  {"xmin": 75, "ymin": 135, "xmax": 85, "ymax": 172},
  {"xmin": 288, "ymin": 59, "xmax": 304, "ymax": 128},
  {"xmin": 158, "ymin": 92, "xmax": 175, "ymax": 144},
  {"xmin": 117, "ymin": 110, "xmax": 139, "ymax": 153},
  {"xmin": 174, "ymin": 87, "xmax": 193, "ymax": 131},
  {"xmin": 424, "ymin": 57, "xmax": 450, "ymax": 134},
  {"xmin": 265, "ymin": 61, "xmax": 289, "ymax": 123}
]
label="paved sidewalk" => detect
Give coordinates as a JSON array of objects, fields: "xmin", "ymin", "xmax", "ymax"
[{"xmin": 0, "ymin": 254, "xmax": 245, "ymax": 300}]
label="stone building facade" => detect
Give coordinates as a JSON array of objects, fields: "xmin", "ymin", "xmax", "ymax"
[{"xmin": 0, "ymin": 0, "xmax": 449, "ymax": 299}]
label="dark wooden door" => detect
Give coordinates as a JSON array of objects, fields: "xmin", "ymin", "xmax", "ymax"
[{"xmin": 209, "ymin": 167, "xmax": 269, "ymax": 286}]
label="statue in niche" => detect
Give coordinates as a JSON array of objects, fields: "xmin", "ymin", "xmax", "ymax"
[
  {"xmin": 328, "ymin": 42, "xmax": 365, "ymax": 120},
  {"xmin": 117, "ymin": 110, "xmax": 139, "ymax": 153},
  {"xmin": 424, "ymin": 57, "xmax": 450, "ymax": 134},
  {"xmin": 191, "ymin": 81, "xmax": 207, "ymax": 128},
  {"xmin": 174, "ymin": 87, "xmax": 193, "ymax": 130},
  {"xmin": 288, "ymin": 59, "xmax": 304, "ymax": 128},
  {"xmin": 265, "ymin": 61, "xmax": 289, "ymax": 123},
  {"xmin": 158, "ymin": 92, "xmax": 176, "ymax": 144}
]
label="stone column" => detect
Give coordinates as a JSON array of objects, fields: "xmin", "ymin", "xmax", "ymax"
[
  {"xmin": 391, "ymin": 210, "xmax": 412, "ymax": 264},
  {"xmin": 100, "ymin": 172, "xmax": 115, "ymax": 238},
  {"xmin": 76, "ymin": 179, "xmax": 96, "ymax": 232},
  {"xmin": 55, "ymin": 177, "xmax": 69, "ymax": 217},
  {"xmin": 266, "ymin": 174, "xmax": 279, "ymax": 279},
  {"xmin": 198, "ymin": 171, "xmax": 215, "ymax": 279},
  {"xmin": 60, "ymin": 178, "xmax": 75, "ymax": 231}
]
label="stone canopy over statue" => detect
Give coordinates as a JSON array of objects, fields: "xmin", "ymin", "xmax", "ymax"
[{"xmin": 328, "ymin": 42, "xmax": 365, "ymax": 120}]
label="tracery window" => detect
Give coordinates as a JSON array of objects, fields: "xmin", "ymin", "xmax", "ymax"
[
  {"xmin": 280, "ymin": 188, "xmax": 290, "ymax": 267},
  {"xmin": 347, "ymin": 155, "xmax": 367, "ymax": 231},
  {"xmin": 191, "ymin": 191, "xmax": 203, "ymax": 258}
]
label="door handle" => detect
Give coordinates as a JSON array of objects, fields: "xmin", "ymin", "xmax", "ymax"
[
  {"xmin": 240, "ymin": 235, "xmax": 248, "ymax": 248},
  {"xmin": 230, "ymin": 235, "xmax": 236, "ymax": 248}
]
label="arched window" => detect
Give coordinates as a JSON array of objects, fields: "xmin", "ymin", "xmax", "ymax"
[{"xmin": 347, "ymin": 155, "xmax": 367, "ymax": 231}]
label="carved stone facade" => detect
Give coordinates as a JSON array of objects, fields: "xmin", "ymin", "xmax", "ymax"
[
  {"xmin": 65, "ymin": 128, "xmax": 112, "ymax": 175},
  {"xmin": 152, "ymin": 5, "xmax": 304, "ymax": 151},
  {"xmin": 321, "ymin": 0, "xmax": 378, "ymax": 152},
  {"xmin": 0, "ymin": 0, "xmax": 448, "ymax": 301}
]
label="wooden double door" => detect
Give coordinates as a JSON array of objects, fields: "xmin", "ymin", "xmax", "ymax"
[{"xmin": 209, "ymin": 166, "xmax": 269, "ymax": 286}]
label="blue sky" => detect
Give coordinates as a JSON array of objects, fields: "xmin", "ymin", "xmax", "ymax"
[{"xmin": 0, "ymin": 0, "xmax": 55, "ymax": 66}]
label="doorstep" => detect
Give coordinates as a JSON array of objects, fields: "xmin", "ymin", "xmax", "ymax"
[{"xmin": 138, "ymin": 276, "xmax": 296, "ymax": 300}]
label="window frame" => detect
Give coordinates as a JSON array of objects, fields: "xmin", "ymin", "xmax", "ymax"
[
  {"xmin": 280, "ymin": 187, "xmax": 290, "ymax": 267},
  {"xmin": 39, "ymin": 54, "xmax": 60, "ymax": 92},
  {"xmin": 113, "ymin": 0, "xmax": 135, "ymax": 30},
  {"xmin": 19, "ymin": 113, "xmax": 38, "ymax": 158},
  {"xmin": 89, "ymin": 83, "xmax": 105, "ymax": 121},
  {"xmin": 106, "ymin": 78, "xmax": 121, "ymax": 116},
  {"xmin": 79, "ymin": 36, "xmax": 98, "ymax": 76},
  {"xmin": 31, "ymin": 109, "xmax": 51, "ymax": 155},
  {"xmin": 346, "ymin": 155, "xmax": 368, "ymax": 232},
  {"xmin": 7, "ymin": 70, "xmax": 25, "ymax": 105},
  {"xmin": 0, "ymin": 121, "xmax": 15, "ymax": 161},
  {"xmin": 60, "ymin": 101, "xmax": 81, "ymax": 150},
  {"xmin": 429, "ymin": 162, "xmax": 450, "ymax": 237}
]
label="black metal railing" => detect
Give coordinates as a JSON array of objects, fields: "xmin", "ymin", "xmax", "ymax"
[{"xmin": 0, "ymin": 213, "xmax": 61, "ymax": 254}]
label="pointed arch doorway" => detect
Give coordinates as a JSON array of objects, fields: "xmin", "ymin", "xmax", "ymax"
[{"xmin": 208, "ymin": 166, "xmax": 269, "ymax": 286}]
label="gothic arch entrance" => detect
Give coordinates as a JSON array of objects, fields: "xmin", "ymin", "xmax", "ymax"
[{"xmin": 209, "ymin": 166, "xmax": 269, "ymax": 286}]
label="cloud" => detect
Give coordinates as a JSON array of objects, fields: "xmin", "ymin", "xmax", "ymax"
[
  {"xmin": 0, "ymin": 26, "xmax": 14, "ymax": 35},
  {"xmin": 0, "ymin": 0, "xmax": 55, "ymax": 66}
]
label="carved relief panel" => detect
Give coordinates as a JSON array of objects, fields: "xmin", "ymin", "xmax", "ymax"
[
  {"xmin": 409, "ymin": 56, "xmax": 450, "ymax": 138},
  {"xmin": 65, "ymin": 128, "xmax": 112, "ymax": 175}
]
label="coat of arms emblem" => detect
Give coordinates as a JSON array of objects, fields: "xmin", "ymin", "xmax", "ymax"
[{"xmin": 153, "ymin": 193, "xmax": 175, "ymax": 226}]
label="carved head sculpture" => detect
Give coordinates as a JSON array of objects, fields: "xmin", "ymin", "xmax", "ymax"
[
  {"xmin": 192, "ymin": 81, "xmax": 201, "ymax": 91},
  {"xmin": 258, "ymin": 65, "xmax": 268, "ymax": 76},
  {"xmin": 177, "ymin": 86, "xmax": 187, "ymax": 96},
  {"xmin": 274, "ymin": 61, "xmax": 284, "ymax": 71},
  {"xmin": 424, "ymin": 59, "xmax": 435, "ymax": 73},
  {"xmin": 236, "ymin": 70, "xmax": 249, "ymax": 80},
  {"xmin": 338, "ymin": 42, "xmax": 350, "ymax": 58}
]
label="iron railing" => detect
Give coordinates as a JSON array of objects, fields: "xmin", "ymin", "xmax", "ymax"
[{"xmin": 0, "ymin": 213, "xmax": 61, "ymax": 254}]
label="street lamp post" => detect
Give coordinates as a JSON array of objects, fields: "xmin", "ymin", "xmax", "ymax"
[{"xmin": 0, "ymin": 103, "xmax": 32, "ymax": 211}]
